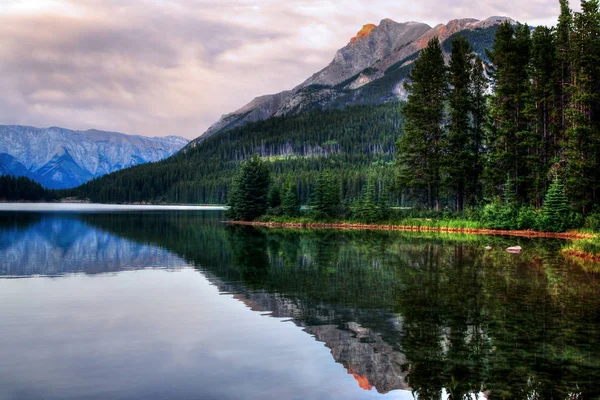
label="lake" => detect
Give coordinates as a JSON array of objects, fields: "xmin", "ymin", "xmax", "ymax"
[{"xmin": 0, "ymin": 205, "xmax": 599, "ymax": 399}]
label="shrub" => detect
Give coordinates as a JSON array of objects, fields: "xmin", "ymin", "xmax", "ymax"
[
  {"xmin": 481, "ymin": 199, "xmax": 518, "ymax": 230},
  {"xmin": 516, "ymin": 206, "xmax": 538, "ymax": 230},
  {"xmin": 584, "ymin": 208, "xmax": 600, "ymax": 232}
]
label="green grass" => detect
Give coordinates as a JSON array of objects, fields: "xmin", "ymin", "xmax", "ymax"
[{"xmin": 258, "ymin": 214, "xmax": 486, "ymax": 230}]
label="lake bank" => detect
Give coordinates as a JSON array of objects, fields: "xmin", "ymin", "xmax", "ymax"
[{"xmin": 227, "ymin": 220, "xmax": 594, "ymax": 240}]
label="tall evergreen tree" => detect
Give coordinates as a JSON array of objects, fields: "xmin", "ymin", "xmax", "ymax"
[
  {"xmin": 226, "ymin": 154, "xmax": 271, "ymax": 221},
  {"xmin": 485, "ymin": 22, "xmax": 533, "ymax": 201},
  {"xmin": 555, "ymin": 0, "xmax": 574, "ymax": 134},
  {"xmin": 445, "ymin": 36, "xmax": 475, "ymax": 211},
  {"xmin": 527, "ymin": 26, "xmax": 557, "ymax": 206},
  {"xmin": 396, "ymin": 37, "xmax": 448, "ymax": 210},
  {"xmin": 565, "ymin": 0, "xmax": 600, "ymax": 212},
  {"xmin": 469, "ymin": 56, "xmax": 489, "ymax": 205}
]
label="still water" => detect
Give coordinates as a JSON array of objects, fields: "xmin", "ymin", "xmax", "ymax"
[{"xmin": 0, "ymin": 206, "xmax": 599, "ymax": 399}]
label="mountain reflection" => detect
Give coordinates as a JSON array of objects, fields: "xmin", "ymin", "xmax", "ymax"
[
  {"xmin": 3, "ymin": 211, "xmax": 600, "ymax": 398},
  {"xmin": 0, "ymin": 212, "xmax": 186, "ymax": 276}
]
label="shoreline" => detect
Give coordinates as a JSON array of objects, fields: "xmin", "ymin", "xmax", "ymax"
[{"xmin": 226, "ymin": 220, "xmax": 595, "ymax": 240}]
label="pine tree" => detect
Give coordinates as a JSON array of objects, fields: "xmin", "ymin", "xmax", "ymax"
[
  {"xmin": 445, "ymin": 36, "xmax": 475, "ymax": 211},
  {"xmin": 565, "ymin": 0, "xmax": 600, "ymax": 213},
  {"xmin": 226, "ymin": 154, "xmax": 271, "ymax": 221},
  {"xmin": 396, "ymin": 37, "xmax": 448, "ymax": 210},
  {"xmin": 485, "ymin": 22, "xmax": 533, "ymax": 201},
  {"xmin": 281, "ymin": 177, "xmax": 301, "ymax": 217},
  {"xmin": 527, "ymin": 26, "xmax": 557, "ymax": 206},
  {"xmin": 469, "ymin": 57, "xmax": 488, "ymax": 205},
  {"xmin": 311, "ymin": 172, "xmax": 341, "ymax": 219},
  {"xmin": 267, "ymin": 185, "xmax": 281, "ymax": 209},
  {"xmin": 555, "ymin": 0, "xmax": 574, "ymax": 134},
  {"xmin": 352, "ymin": 172, "xmax": 381, "ymax": 223},
  {"xmin": 542, "ymin": 174, "xmax": 570, "ymax": 231}
]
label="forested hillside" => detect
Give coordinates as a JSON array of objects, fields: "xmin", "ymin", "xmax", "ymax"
[
  {"xmin": 0, "ymin": 175, "xmax": 56, "ymax": 202},
  {"xmin": 68, "ymin": 104, "xmax": 403, "ymax": 204}
]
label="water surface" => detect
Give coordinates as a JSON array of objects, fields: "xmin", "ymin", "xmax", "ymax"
[{"xmin": 0, "ymin": 207, "xmax": 599, "ymax": 399}]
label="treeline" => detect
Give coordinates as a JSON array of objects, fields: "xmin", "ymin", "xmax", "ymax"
[
  {"xmin": 67, "ymin": 104, "xmax": 402, "ymax": 204},
  {"xmin": 398, "ymin": 0, "xmax": 600, "ymax": 216},
  {"xmin": 0, "ymin": 175, "xmax": 56, "ymax": 202},
  {"xmin": 227, "ymin": 154, "xmax": 393, "ymax": 223}
]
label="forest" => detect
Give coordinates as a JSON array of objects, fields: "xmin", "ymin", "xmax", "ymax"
[
  {"xmin": 0, "ymin": 175, "xmax": 56, "ymax": 202},
  {"xmin": 393, "ymin": 0, "xmax": 600, "ymax": 230},
  {"xmin": 67, "ymin": 104, "xmax": 402, "ymax": 205},
  {"xmin": 226, "ymin": 0, "xmax": 600, "ymax": 234}
]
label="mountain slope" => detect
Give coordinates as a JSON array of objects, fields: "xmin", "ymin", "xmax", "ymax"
[
  {"xmin": 0, "ymin": 126, "xmax": 189, "ymax": 189},
  {"xmin": 71, "ymin": 16, "xmax": 510, "ymax": 204},
  {"xmin": 191, "ymin": 16, "xmax": 513, "ymax": 146},
  {"xmin": 70, "ymin": 104, "xmax": 402, "ymax": 204}
]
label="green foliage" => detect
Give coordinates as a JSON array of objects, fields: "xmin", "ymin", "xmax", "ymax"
[
  {"xmin": 481, "ymin": 199, "xmax": 518, "ymax": 230},
  {"xmin": 310, "ymin": 172, "xmax": 342, "ymax": 220},
  {"xmin": 351, "ymin": 172, "xmax": 384, "ymax": 223},
  {"xmin": 396, "ymin": 37, "xmax": 448, "ymax": 210},
  {"xmin": 281, "ymin": 177, "xmax": 301, "ymax": 217},
  {"xmin": 69, "ymin": 104, "xmax": 402, "ymax": 205},
  {"xmin": 484, "ymin": 22, "xmax": 534, "ymax": 201},
  {"xmin": 0, "ymin": 175, "xmax": 56, "ymax": 202},
  {"xmin": 539, "ymin": 175, "xmax": 570, "ymax": 232},
  {"xmin": 446, "ymin": 36, "xmax": 476, "ymax": 211},
  {"xmin": 267, "ymin": 185, "xmax": 281, "ymax": 209},
  {"xmin": 584, "ymin": 207, "xmax": 600, "ymax": 231},
  {"xmin": 226, "ymin": 154, "xmax": 271, "ymax": 221}
]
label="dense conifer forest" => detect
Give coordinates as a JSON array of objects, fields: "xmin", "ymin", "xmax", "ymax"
[
  {"xmin": 0, "ymin": 175, "xmax": 56, "ymax": 202},
  {"xmin": 392, "ymin": 0, "xmax": 600, "ymax": 231},
  {"xmin": 68, "ymin": 104, "xmax": 402, "ymax": 204}
]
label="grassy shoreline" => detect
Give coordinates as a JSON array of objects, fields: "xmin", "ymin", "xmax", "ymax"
[
  {"xmin": 227, "ymin": 219, "xmax": 600, "ymax": 265},
  {"xmin": 227, "ymin": 219, "xmax": 595, "ymax": 240}
]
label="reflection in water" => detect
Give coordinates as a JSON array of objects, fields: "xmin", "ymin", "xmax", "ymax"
[
  {"xmin": 0, "ymin": 212, "xmax": 185, "ymax": 276},
  {"xmin": 1, "ymin": 211, "xmax": 600, "ymax": 399}
]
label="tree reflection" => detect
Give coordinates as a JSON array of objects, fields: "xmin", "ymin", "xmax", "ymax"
[{"xmin": 70, "ymin": 212, "xmax": 600, "ymax": 398}]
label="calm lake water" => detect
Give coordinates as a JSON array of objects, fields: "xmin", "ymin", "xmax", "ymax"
[{"xmin": 1, "ymin": 205, "xmax": 599, "ymax": 399}]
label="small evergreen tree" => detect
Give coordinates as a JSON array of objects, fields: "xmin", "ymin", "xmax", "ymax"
[
  {"xmin": 351, "ymin": 173, "xmax": 380, "ymax": 223},
  {"xmin": 226, "ymin": 154, "xmax": 271, "ymax": 221},
  {"xmin": 541, "ymin": 174, "xmax": 570, "ymax": 232},
  {"xmin": 267, "ymin": 185, "xmax": 281, "ymax": 209},
  {"xmin": 311, "ymin": 172, "xmax": 341, "ymax": 219},
  {"xmin": 281, "ymin": 177, "xmax": 301, "ymax": 217}
]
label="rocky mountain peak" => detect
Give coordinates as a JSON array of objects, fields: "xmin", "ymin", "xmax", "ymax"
[
  {"xmin": 194, "ymin": 16, "xmax": 515, "ymax": 142},
  {"xmin": 301, "ymin": 19, "xmax": 431, "ymax": 87},
  {"xmin": 350, "ymin": 23, "xmax": 377, "ymax": 43}
]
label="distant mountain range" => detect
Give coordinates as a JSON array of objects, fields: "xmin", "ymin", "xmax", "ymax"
[
  {"xmin": 190, "ymin": 16, "xmax": 513, "ymax": 147},
  {"xmin": 0, "ymin": 126, "xmax": 188, "ymax": 189}
]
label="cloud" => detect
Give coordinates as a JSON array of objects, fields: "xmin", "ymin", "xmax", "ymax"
[{"xmin": 0, "ymin": 0, "xmax": 567, "ymax": 138}]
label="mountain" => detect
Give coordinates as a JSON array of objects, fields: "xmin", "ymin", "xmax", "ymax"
[
  {"xmin": 71, "ymin": 16, "xmax": 513, "ymax": 204},
  {"xmin": 191, "ymin": 16, "xmax": 514, "ymax": 146},
  {"xmin": 0, "ymin": 126, "xmax": 189, "ymax": 189}
]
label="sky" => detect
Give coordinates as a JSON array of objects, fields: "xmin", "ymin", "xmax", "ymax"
[{"xmin": 0, "ymin": 0, "xmax": 567, "ymax": 139}]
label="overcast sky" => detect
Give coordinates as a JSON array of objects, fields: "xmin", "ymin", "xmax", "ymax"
[{"xmin": 0, "ymin": 0, "xmax": 567, "ymax": 139}]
